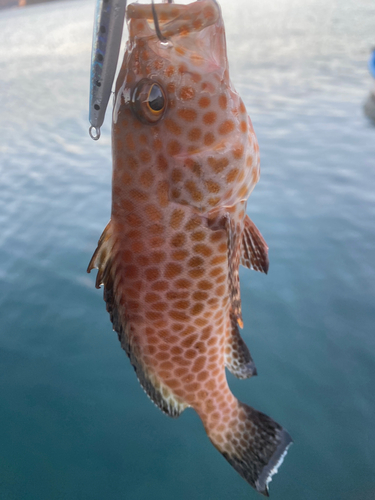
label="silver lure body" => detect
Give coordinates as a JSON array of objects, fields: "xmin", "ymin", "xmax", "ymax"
[{"xmin": 89, "ymin": 0, "xmax": 127, "ymax": 140}]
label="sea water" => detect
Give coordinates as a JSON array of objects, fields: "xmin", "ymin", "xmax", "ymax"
[{"xmin": 0, "ymin": 0, "xmax": 374, "ymax": 498}]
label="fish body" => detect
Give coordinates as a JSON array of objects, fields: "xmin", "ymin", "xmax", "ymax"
[{"xmin": 88, "ymin": 0, "xmax": 291, "ymax": 494}]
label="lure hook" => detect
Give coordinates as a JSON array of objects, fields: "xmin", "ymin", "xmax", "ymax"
[{"xmin": 152, "ymin": 0, "xmax": 168, "ymax": 43}]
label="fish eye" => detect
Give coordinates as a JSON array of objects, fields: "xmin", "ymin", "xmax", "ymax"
[{"xmin": 131, "ymin": 79, "xmax": 167, "ymax": 124}]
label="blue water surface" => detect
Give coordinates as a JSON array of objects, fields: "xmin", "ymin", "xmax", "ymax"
[{"xmin": 0, "ymin": 0, "xmax": 375, "ymax": 499}]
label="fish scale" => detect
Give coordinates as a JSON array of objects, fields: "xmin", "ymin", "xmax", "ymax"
[{"xmin": 88, "ymin": 0, "xmax": 292, "ymax": 495}]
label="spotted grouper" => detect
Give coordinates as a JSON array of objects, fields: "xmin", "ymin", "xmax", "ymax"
[{"xmin": 88, "ymin": 0, "xmax": 292, "ymax": 494}]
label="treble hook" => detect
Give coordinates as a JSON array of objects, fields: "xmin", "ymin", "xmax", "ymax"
[{"xmin": 152, "ymin": 0, "xmax": 169, "ymax": 43}]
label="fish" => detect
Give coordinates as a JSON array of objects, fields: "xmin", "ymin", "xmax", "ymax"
[{"xmin": 87, "ymin": 0, "xmax": 292, "ymax": 495}]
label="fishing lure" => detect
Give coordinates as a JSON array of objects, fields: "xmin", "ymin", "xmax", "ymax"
[{"xmin": 89, "ymin": 0, "xmax": 127, "ymax": 140}]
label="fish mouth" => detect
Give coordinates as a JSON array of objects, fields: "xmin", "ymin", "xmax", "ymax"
[{"xmin": 126, "ymin": 0, "xmax": 220, "ymax": 38}]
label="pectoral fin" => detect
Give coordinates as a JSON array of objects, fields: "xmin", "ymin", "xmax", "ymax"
[
  {"xmin": 241, "ymin": 215, "xmax": 269, "ymax": 274},
  {"xmin": 88, "ymin": 223, "xmax": 188, "ymax": 418}
]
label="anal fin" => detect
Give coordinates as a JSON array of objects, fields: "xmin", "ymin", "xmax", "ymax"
[
  {"xmin": 88, "ymin": 223, "xmax": 187, "ymax": 418},
  {"xmin": 241, "ymin": 215, "xmax": 269, "ymax": 274},
  {"xmin": 223, "ymin": 213, "xmax": 243, "ymax": 327},
  {"xmin": 225, "ymin": 313, "xmax": 257, "ymax": 379}
]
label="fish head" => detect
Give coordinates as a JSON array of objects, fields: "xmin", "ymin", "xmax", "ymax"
[{"xmin": 113, "ymin": 0, "xmax": 260, "ymax": 214}]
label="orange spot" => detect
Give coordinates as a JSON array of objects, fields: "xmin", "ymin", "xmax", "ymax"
[
  {"xmin": 127, "ymin": 155, "xmax": 139, "ymax": 170},
  {"xmin": 191, "ymin": 72, "xmax": 202, "ymax": 83},
  {"xmin": 166, "ymin": 66, "xmax": 175, "ymax": 78},
  {"xmin": 157, "ymin": 181, "xmax": 169, "ymax": 208},
  {"xmin": 188, "ymin": 128, "xmax": 202, "ymax": 141},
  {"xmin": 145, "ymin": 268, "xmax": 160, "ymax": 281},
  {"xmin": 149, "ymin": 236, "xmax": 164, "ymax": 248},
  {"xmin": 211, "ymin": 255, "xmax": 227, "ymax": 265},
  {"xmin": 164, "ymin": 262, "xmax": 182, "ymax": 279},
  {"xmin": 139, "ymin": 170, "xmax": 154, "ymax": 189},
  {"xmin": 198, "ymin": 280, "xmax": 213, "ymax": 290},
  {"xmin": 169, "ymin": 310, "xmax": 189, "ymax": 322},
  {"xmin": 178, "ymin": 64, "xmax": 188, "ymax": 74},
  {"xmin": 174, "ymin": 300, "xmax": 190, "ymax": 310},
  {"xmin": 171, "ymin": 188, "xmax": 180, "ymax": 200},
  {"xmin": 185, "ymin": 215, "xmax": 201, "ymax": 231},
  {"xmin": 198, "ymin": 96, "xmax": 211, "ymax": 108},
  {"xmin": 193, "ymin": 244, "xmax": 212, "ymax": 257},
  {"xmin": 239, "ymin": 100, "xmax": 246, "ymax": 113},
  {"xmin": 218, "ymin": 94, "xmax": 227, "ymax": 110},
  {"xmin": 175, "ymin": 278, "xmax": 192, "ymax": 289},
  {"xmin": 145, "ymin": 293, "xmax": 159, "ymax": 303},
  {"xmin": 167, "ymin": 140, "xmax": 182, "ymax": 156},
  {"xmin": 120, "ymin": 172, "xmax": 133, "ymax": 186},
  {"xmin": 207, "ymin": 156, "xmax": 229, "ymax": 174},
  {"xmin": 246, "ymin": 156, "xmax": 253, "ymax": 168},
  {"xmin": 218, "ymin": 120, "xmax": 235, "ymax": 135},
  {"xmin": 139, "ymin": 134, "xmax": 147, "ymax": 145},
  {"xmin": 153, "ymin": 138, "xmax": 162, "ymax": 151},
  {"xmin": 166, "ymin": 84, "xmax": 176, "ymax": 98},
  {"xmin": 144, "ymin": 204, "xmax": 162, "ymax": 222},
  {"xmin": 237, "ymin": 170, "xmax": 246, "ymax": 183},
  {"xmin": 171, "ymin": 168, "xmax": 183, "ymax": 184},
  {"xmin": 203, "ymin": 111, "xmax": 217, "ymax": 125},
  {"xmin": 238, "ymin": 184, "xmax": 248, "ymax": 198},
  {"xmin": 126, "ymin": 213, "xmax": 142, "ymax": 227},
  {"xmin": 151, "ymin": 280, "xmax": 169, "ymax": 291},
  {"xmin": 188, "ymin": 256, "xmax": 204, "ymax": 268},
  {"xmin": 226, "ymin": 168, "xmax": 239, "ymax": 183},
  {"xmin": 175, "ymin": 46, "xmax": 186, "ymax": 56},
  {"xmin": 136, "ymin": 255, "xmax": 149, "ymax": 267},
  {"xmin": 203, "ymin": 6, "xmax": 214, "ymax": 19},
  {"xmin": 123, "ymin": 264, "xmax": 138, "ymax": 280},
  {"xmin": 172, "ymin": 250, "xmax": 189, "ymax": 261},
  {"xmin": 171, "ymin": 232, "xmax": 186, "ymax": 248},
  {"xmin": 210, "ymin": 267, "xmax": 222, "ymax": 278},
  {"xmin": 157, "ymin": 154, "xmax": 168, "ymax": 172},
  {"xmin": 204, "ymin": 179, "xmax": 220, "ymax": 194},
  {"xmin": 185, "ymin": 180, "xmax": 203, "ymax": 202},
  {"xmin": 129, "ymin": 189, "xmax": 148, "ymax": 202},
  {"xmin": 125, "ymin": 134, "xmax": 135, "ymax": 150},
  {"xmin": 177, "ymin": 108, "xmax": 197, "ymax": 122},
  {"xmin": 152, "ymin": 302, "xmax": 168, "ymax": 312},
  {"xmin": 193, "ymin": 19, "xmax": 203, "ymax": 30},
  {"xmin": 191, "ymin": 231, "xmax": 206, "ymax": 242},
  {"xmin": 150, "ymin": 251, "xmax": 166, "ymax": 264},
  {"xmin": 148, "ymin": 224, "xmax": 162, "ymax": 237},
  {"xmin": 164, "ymin": 118, "xmax": 182, "ymax": 136},
  {"xmin": 240, "ymin": 120, "xmax": 248, "ymax": 133},
  {"xmin": 190, "ymin": 54, "xmax": 204, "ymax": 66},
  {"xmin": 204, "ymin": 132, "xmax": 215, "ymax": 146},
  {"xmin": 170, "ymin": 209, "xmax": 185, "ymax": 230},
  {"xmin": 232, "ymin": 144, "xmax": 244, "ymax": 160},
  {"xmin": 153, "ymin": 60, "xmax": 164, "ymax": 70},
  {"xmin": 201, "ymin": 81, "xmax": 215, "ymax": 93},
  {"xmin": 252, "ymin": 167, "xmax": 260, "ymax": 184},
  {"xmin": 180, "ymin": 86, "xmax": 195, "ymax": 100}
]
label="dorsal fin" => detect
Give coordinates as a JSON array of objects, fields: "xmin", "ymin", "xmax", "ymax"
[
  {"xmin": 225, "ymin": 312, "xmax": 257, "ymax": 379},
  {"xmin": 87, "ymin": 223, "xmax": 188, "ymax": 418},
  {"xmin": 241, "ymin": 215, "xmax": 269, "ymax": 274}
]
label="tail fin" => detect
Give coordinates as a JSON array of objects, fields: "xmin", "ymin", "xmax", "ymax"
[{"xmin": 208, "ymin": 401, "xmax": 292, "ymax": 496}]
